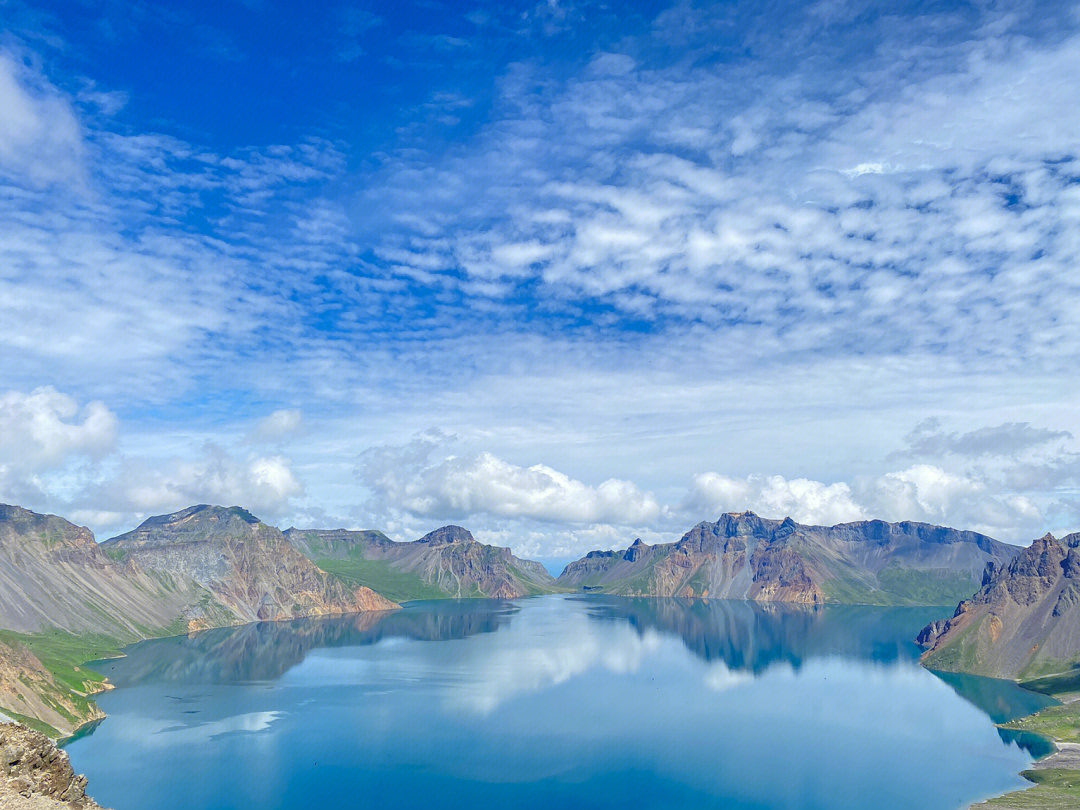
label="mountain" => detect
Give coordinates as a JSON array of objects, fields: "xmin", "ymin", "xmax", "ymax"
[
  {"xmin": 103, "ymin": 505, "xmax": 397, "ymax": 625},
  {"xmin": 0, "ymin": 503, "xmax": 396, "ymax": 737},
  {"xmin": 284, "ymin": 524, "xmax": 558, "ymax": 601},
  {"xmin": 0, "ymin": 504, "xmax": 199, "ymax": 637},
  {"xmin": 918, "ymin": 532, "xmax": 1080, "ymax": 680},
  {"xmin": 557, "ymin": 512, "xmax": 1019, "ymax": 605}
]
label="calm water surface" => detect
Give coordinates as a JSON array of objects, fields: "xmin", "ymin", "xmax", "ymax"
[{"xmin": 65, "ymin": 596, "xmax": 1055, "ymax": 810}]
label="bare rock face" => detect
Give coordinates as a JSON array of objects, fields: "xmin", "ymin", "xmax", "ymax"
[
  {"xmin": 919, "ymin": 532, "xmax": 1080, "ymax": 679},
  {"xmin": 0, "ymin": 505, "xmax": 196, "ymax": 636},
  {"xmin": 557, "ymin": 512, "xmax": 1018, "ymax": 606},
  {"xmin": 104, "ymin": 506, "xmax": 398, "ymax": 624},
  {"xmin": 0, "ymin": 503, "xmax": 397, "ymax": 738},
  {"xmin": 285, "ymin": 524, "xmax": 558, "ymax": 599},
  {"xmin": 0, "ymin": 722, "xmax": 105, "ymax": 808}
]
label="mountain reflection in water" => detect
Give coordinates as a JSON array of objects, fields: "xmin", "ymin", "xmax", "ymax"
[
  {"xmin": 68, "ymin": 595, "xmax": 1050, "ymax": 810},
  {"xmin": 93, "ymin": 600, "xmax": 518, "ymax": 687}
]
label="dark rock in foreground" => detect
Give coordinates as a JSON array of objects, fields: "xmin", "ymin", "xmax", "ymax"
[{"xmin": 0, "ymin": 722, "xmax": 105, "ymax": 808}]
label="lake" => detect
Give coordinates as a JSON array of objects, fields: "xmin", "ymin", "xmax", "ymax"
[{"xmin": 64, "ymin": 595, "xmax": 1055, "ymax": 810}]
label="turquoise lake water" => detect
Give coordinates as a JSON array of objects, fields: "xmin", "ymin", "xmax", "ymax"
[{"xmin": 65, "ymin": 596, "xmax": 1056, "ymax": 810}]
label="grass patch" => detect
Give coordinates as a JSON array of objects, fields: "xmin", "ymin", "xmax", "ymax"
[
  {"xmin": 922, "ymin": 616, "xmax": 983, "ymax": 673},
  {"xmin": 0, "ymin": 707, "xmax": 62, "ymax": 738},
  {"xmin": 103, "ymin": 546, "xmax": 128, "ymax": 562},
  {"xmin": 1001, "ymin": 703, "xmax": 1080, "ymax": 744},
  {"xmin": 0, "ymin": 629, "xmax": 128, "ymax": 738},
  {"xmin": 1023, "ymin": 669, "xmax": 1080, "ymax": 699},
  {"xmin": 977, "ymin": 770, "xmax": 1080, "ymax": 809},
  {"xmin": 876, "ymin": 567, "xmax": 979, "ymax": 607},
  {"xmin": 0, "ymin": 629, "xmax": 124, "ymax": 693},
  {"xmin": 821, "ymin": 567, "xmax": 978, "ymax": 606},
  {"xmin": 820, "ymin": 571, "xmax": 882, "ymax": 604},
  {"xmin": 316, "ymin": 557, "xmax": 447, "ymax": 602},
  {"xmin": 980, "ymin": 674, "xmax": 1080, "ymax": 810}
]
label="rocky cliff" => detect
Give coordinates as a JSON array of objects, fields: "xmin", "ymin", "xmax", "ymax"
[
  {"xmin": 919, "ymin": 532, "xmax": 1080, "ymax": 679},
  {"xmin": 104, "ymin": 505, "xmax": 397, "ymax": 624},
  {"xmin": 0, "ymin": 505, "xmax": 195, "ymax": 636},
  {"xmin": 0, "ymin": 721, "xmax": 105, "ymax": 808},
  {"xmin": 0, "ymin": 503, "xmax": 396, "ymax": 738},
  {"xmin": 284, "ymin": 524, "xmax": 558, "ymax": 601},
  {"xmin": 558, "ymin": 512, "xmax": 1019, "ymax": 605}
]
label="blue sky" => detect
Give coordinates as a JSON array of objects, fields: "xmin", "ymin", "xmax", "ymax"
[{"xmin": 1, "ymin": 0, "xmax": 1078, "ymax": 558}]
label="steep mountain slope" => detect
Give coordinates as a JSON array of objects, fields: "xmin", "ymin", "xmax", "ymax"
[
  {"xmin": 104, "ymin": 506, "xmax": 397, "ymax": 624},
  {"xmin": 0, "ymin": 503, "xmax": 396, "ymax": 737},
  {"xmin": 285, "ymin": 524, "xmax": 558, "ymax": 600},
  {"xmin": 0, "ymin": 505, "xmax": 195, "ymax": 637},
  {"xmin": 0, "ymin": 504, "xmax": 198, "ymax": 738},
  {"xmin": 558, "ymin": 512, "xmax": 1018, "ymax": 605},
  {"xmin": 919, "ymin": 532, "xmax": 1080, "ymax": 679}
]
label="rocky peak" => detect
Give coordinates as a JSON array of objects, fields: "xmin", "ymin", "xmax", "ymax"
[
  {"xmin": 717, "ymin": 511, "xmax": 769, "ymax": 536},
  {"xmin": 624, "ymin": 538, "xmax": 648, "ymax": 562},
  {"xmin": 0, "ymin": 505, "xmax": 104, "ymax": 569},
  {"xmin": 972, "ymin": 533, "xmax": 1068, "ymax": 607},
  {"xmin": 417, "ymin": 525, "xmax": 475, "ymax": 546},
  {"xmin": 110, "ymin": 505, "xmax": 266, "ymax": 548}
]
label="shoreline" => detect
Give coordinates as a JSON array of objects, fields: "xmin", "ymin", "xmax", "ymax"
[
  {"xmin": 7, "ymin": 596, "xmax": 1076, "ymax": 808},
  {"xmin": 1, "ymin": 605, "xmax": 404, "ymax": 743},
  {"xmin": 948, "ymin": 672, "xmax": 1080, "ymax": 809}
]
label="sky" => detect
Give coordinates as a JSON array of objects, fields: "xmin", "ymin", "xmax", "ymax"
[{"xmin": 1, "ymin": 0, "xmax": 1078, "ymax": 560}]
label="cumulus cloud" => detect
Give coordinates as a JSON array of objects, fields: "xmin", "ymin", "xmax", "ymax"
[
  {"xmin": 357, "ymin": 432, "xmax": 666, "ymax": 527},
  {"xmin": 687, "ymin": 472, "xmax": 866, "ymax": 527},
  {"xmin": 688, "ymin": 464, "xmax": 1044, "ymax": 541},
  {"xmin": 87, "ymin": 445, "xmax": 304, "ymax": 525},
  {"xmin": 0, "ymin": 387, "xmax": 117, "ymax": 473}
]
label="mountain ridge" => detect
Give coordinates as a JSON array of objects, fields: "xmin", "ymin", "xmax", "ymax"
[
  {"xmin": 557, "ymin": 511, "xmax": 1020, "ymax": 605},
  {"xmin": 919, "ymin": 530, "xmax": 1080, "ymax": 680},
  {"xmin": 0, "ymin": 503, "xmax": 397, "ymax": 737},
  {"xmin": 283, "ymin": 523, "xmax": 559, "ymax": 601},
  {"xmin": 104, "ymin": 504, "xmax": 396, "ymax": 625}
]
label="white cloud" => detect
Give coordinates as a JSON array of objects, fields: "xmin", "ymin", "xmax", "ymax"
[
  {"xmin": 93, "ymin": 445, "xmax": 304, "ymax": 523},
  {"xmin": 0, "ymin": 387, "xmax": 117, "ymax": 472},
  {"xmin": 687, "ymin": 464, "xmax": 1044, "ymax": 541},
  {"xmin": 688, "ymin": 472, "xmax": 866, "ymax": 527},
  {"xmin": 358, "ymin": 433, "xmax": 665, "ymax": 527},
  {"xmin": 0, "ymin": 50, "xmax": 84, "ymax": 186},
  {"xmin": 249, "ymin": 409, "xmax": 305, "ymax": 442},
  {"xmin": 860, "ymin": 465, "xmax": 1043, "ymax": 539}
]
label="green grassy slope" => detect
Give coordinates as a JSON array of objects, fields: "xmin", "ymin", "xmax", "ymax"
[
  {"xmin": 0, "ymin": 629, "xmax": 128, "ymax": 738},
  {"xmin": 315, "ymin": 557, "xmax": 447, "ymax": 603},
  {"xmin": 821, "ymin": 566, "xmax": 980, "ymax": 606},
  {"xmin": 976, "ymin": 671, "xmax": 1080, "ymax": 809}
]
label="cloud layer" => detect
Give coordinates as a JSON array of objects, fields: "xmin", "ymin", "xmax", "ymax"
[{"xmin": 0, "ymin": 2, "xmax": 1078, "ymax": 551}]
